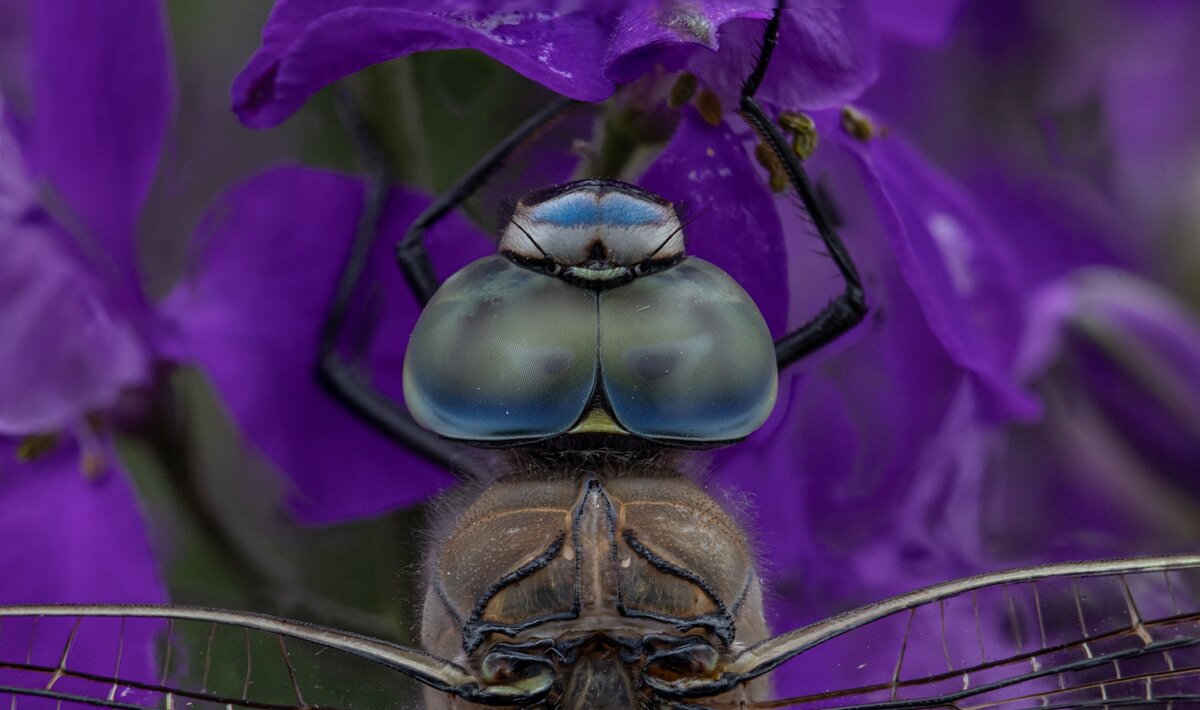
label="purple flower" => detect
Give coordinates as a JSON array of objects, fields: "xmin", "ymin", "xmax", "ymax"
[
  {"xmin": 230, "ymin": 0, "xmax": 916, "ymax": 128},
  {"xmin": 4, "ymin": 6, "xmax": 497, "ymax": 544},
  {"xmin": 0, "ymin": 440, "xmax": 166, "ymax": 707},
  {"xmin": 160, "ymin": 167, "xmax": 486, "ymax": 522},
  {"xmin": 0, "ymin": 0, "xmax": 170, "ymax": 609},
  {"xmin": 709, "ymin": 130, "xmax": 1200, "ymax": 698},
  {"xmin": 718, "ymin": 11, "xmax": 1200, "ymax": 696},
  {"xmin": 0, "ymin": 0, "xmax": 173, "ymax": 684},
  {"xmin": 4, "ymin": 0, "xmax": 487, "ymax": 579},
  {"xmin": 216, "ymin": 1, "xmax": 1200, "ymax": 690}
]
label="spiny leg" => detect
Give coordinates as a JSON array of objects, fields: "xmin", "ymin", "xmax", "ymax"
[
  {"xmin": 740, "ymin": 0, "xmax": 868, "ymax": 370},
  {"xmin": 396, "ymin": 95, "xmax": 579, "ymax": 306},
  {"xmin": 316, "ymin": 89, "xmax": 465, "ymax": 472},
  {"xmin": 317, "ymin": 90, "xmax": 579, "ymax": 471}
]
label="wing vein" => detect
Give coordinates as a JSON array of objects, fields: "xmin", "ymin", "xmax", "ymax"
[
  {"xmin": 202, "ymin": 621, "xmax": 217, "ymax": 694},
  {"xmin": 743, "ymin": 638, "xmax": 1199, "ymax": 709},
  {"xmin": 159, "ymin": 619, "xmax": 173, "ymax": 686},
  {"xmin": 972, "ymin": 589, "xmax": 985, "ymax": 665},
  {"xmin": 107, "ymin": 617, "xmax": 126, "ymax": 702},
  {"xmin": 0, "ymin": 659, "xmax": 329, "ymax": 710},
  {"xmin": 939, "ymin": 598, "xmax": 953, "ymax": 674},
  {"xmin": 242, "ymin": 626, "xmax": 252, "ymax": 701},
  {"xmin": 889, "ymin": 608, "xmax": 915, "ymax": 700},
  {"xmin": 46, "ymin": 616, "xmax": 81, "ymax": 690},
  {"xmin": 276, "ymin": 634, "xmax": 307, "ymax": 708}
]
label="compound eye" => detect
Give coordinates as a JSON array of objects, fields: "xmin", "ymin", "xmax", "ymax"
[
  {"xmin": 599, "ymin": 259, "xmax": 777, "ymax": 442},
  {"xmin": 481, "ymin": 650, "xmax": 556, "ymax": 696},
  {"xmin": 643, "ymin": 643, "xmax": 720, "ymax": 683},
  {"xmin": 403, "ymin": 255, "xmax": 598, "ymax": 441}
]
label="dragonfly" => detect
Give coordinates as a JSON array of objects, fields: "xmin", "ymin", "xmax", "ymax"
[{"xmin": 3, "ymin": 2, "xmax": 1198, "ymax": 708}]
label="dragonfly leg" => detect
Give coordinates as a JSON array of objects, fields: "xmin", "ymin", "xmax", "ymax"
[
  {"xmin": 315, "ymin": 89, "xmax": 463, "ymax": 472},
  {"xmin": 738, "ymin": 0, "xmax": 868, "ymax": 370},
  {"xmin": 316, "ymin": 91, "xmax": 578, "ymax": 471},
  {"xmin": 395, "ymin": 95, "xmax": 580, "ymax": 307}
]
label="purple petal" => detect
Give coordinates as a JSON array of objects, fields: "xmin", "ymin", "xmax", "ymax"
[
  {"xmin": 613, "ymin": 0, "xmax": 877, "ymax": 111},
  {"xmin": 1019, "ymin": 269, "xmax": 1200, "ymax": 500},
  {"xmin": 1102, "ymin": 2, "xmax": 1200, "ymax": 220},
  {"xmin": 716, "ymin": 0, "xmax": 877, "ymax": 110},
  {"xmin": 604, "ymin": 2, "xmax": 771, "ymax": 86},
  {"xmin": 836, "ymin": 119, "xmax": 1038, "ymax": 420},
  {"xmin": 26, "ymin": 0, "xmax": 173, "ymax": 285},
  {"xmin": 606, "ymin": 1, "xmax": 769, "ymax": 57},
  {"xmin": 714, "ymin": 378, "xmax": 991, "ymax": 699},
  {"xmin": 969, "ymin": 173, "xmax": 1131, "ymax": 290},
  {"xmin": 233, "ymin": 3, "xmax": 614, "ymax": 128},
  {"xmin": 704, "ymin": 187, "xmax": 1100, "ymax": 692},
  {"xmin": 0, "ymin": 439, "xmax": 165, "ymax": 705},
  {"xmin": 161, "ymin": 167, "xmax": 492, "ymax": 522},
  {"xmin": 786, "ymin": 0, "xmax": 878, "ymax": 105},
  {"xmin": 988, "ymin": 399, "xmax": 1198, "ymax": 563},
  {"xmin": 864, "ymin": 0, "xmax": 963, "ymax": 45},
  {"xmin": 986, "ymin": 284, "xmax": 1200, "ymax": 558},
  {"xmin": 737, "ymin": 268, "xmax": 1200, "ymax": 685},
  {"xmin": 713, "ymin": 209, "xmax": 977, "ymax": 619},
  {"xmin": 0, "ymin": 2, "xmax": 30, "ymax": 93},
  {"xmin": 234, "ymin": 0, "xmax": 880, "ymax": 129},
  {"xmin": 0, "ymin": 101, "xmax": 37, "ymax": 221},
  {"xmin": 0, "ymin": 213, "xmax": 148, "ymax": 436},
  {"xmin": 639, "ymin": 108, "xmax": 787, "ymax": 334},
  {"xmin": 0, "ymin": 439, "xmax": 166, "ymax": 603}
]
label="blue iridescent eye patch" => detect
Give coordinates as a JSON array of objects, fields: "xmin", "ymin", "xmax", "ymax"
[{"xmin": 529, "ymin": 191, "xmax": 669, "ymax": 228}]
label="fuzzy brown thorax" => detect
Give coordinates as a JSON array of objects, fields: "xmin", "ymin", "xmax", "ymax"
[{"xmin": 419, "ymin": 459, "xmax": 768, "ymax": 708}]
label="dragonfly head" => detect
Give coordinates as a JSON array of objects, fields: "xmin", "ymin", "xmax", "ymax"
[
  {"xmin": 498, "ymin": 179, "xmax": 684, "ymax": 289},
  {"xmin": 403, "ymin": 180, "xmax": 778, "ymax": 448}
]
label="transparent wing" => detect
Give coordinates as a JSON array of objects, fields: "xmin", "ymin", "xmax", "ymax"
[
  {"xmin": 726, "ymin": 556, "xmax": 1200, "ymax": 709},
  {"xmin": 0, "ymin": 605, "xmax": 472, "ymax": 710}
]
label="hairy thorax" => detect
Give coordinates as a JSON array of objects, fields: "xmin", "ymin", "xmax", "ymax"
[{"xmin": 420, "ymin": 456, "xmax": 769, "ymax": 708}]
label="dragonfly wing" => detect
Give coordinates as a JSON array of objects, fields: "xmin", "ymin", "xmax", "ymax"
[
  {"xmin": 0, "ymin": 605, "xmax": 470, "ymax": 710},
  {"xmin": 677, "ymin": 556, "xmax": 1200, "ymax": 708}
]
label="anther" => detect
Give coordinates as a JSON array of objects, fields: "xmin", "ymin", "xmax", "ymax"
[
  {"xmin": 694, "ymin": 89, "xmax": 723, "ymax": 127},
  {"xmin": 840, "ymin": 105, "xmax": 880, "ymax": 142},
  {"xmin": 779, "ymin": 111, "xmax": 818, "ymax": 159},
  {"xmin": 16, "ymin": 432, "xmax": 61, "ymax": 462},
  {"xmin": 669, "ymin": 73, "xmax": 698, "ymax": 109},
  {"xmin": 754, "ymin": 142, "xmax": 788, "ymax": 193}
]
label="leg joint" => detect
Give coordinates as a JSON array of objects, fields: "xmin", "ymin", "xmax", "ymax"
[{"xmin": 844, "ymin": 285, "xmax": 867, "ymax": 319}]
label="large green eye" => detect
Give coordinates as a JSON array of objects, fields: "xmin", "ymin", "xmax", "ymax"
[
  {"xmin": 403, "ymin": 256, "xmax": 598, "ymax": 441},
  {"xmin": 404, "ymin": 255, "xmax": 777, "ymax": 445},
  {"xmin": 599, "ymin": 259, "xmax": 777, "ymax": 442}
]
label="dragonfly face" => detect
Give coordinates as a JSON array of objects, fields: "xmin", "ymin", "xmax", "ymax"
[{"xmin": 402, "ymin": 179, "xmax": 778, "ymax": 445}]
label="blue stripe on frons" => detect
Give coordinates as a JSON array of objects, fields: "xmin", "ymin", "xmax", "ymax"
[{"xmin": 531, "ymin": 192, "xmax": 665, "ymax": 227}]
